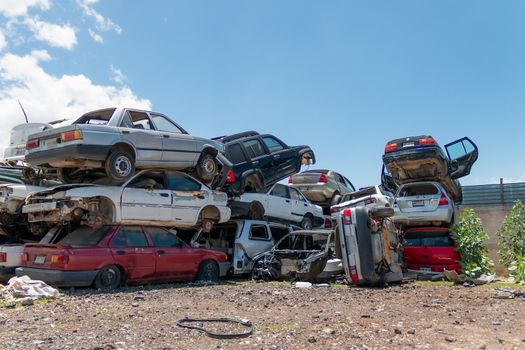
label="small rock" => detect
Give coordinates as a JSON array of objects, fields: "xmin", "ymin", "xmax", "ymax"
[
  {"xmin": 20, "ymin": 298, "xmax": 34, "ymax": 306},
  {"xmin": 308, "ymin": 336, "xmax": 317, "ymax": 343},
  {"xmin": 394, "ymin": 328, "xmax": 402, "ymax": 335},
  {"xmin": 322, "ymin": 328, "xmax": 336, "ymax": 335},
  {"xmin": 131, "ymin": 302, "xmax": 139, "ymax": 307},
  {"xmin": 361, "ymin": 314, "xmax": 372, "ymax": 318},
  {"xmin": 408, "ymin": 328, "xmax": 416, "ymax": 335},
  {"xmin": 491, "ymin": 320, "xmax": 502, "ymax": 326},
  {"xmin": 479, "ymin": 345, "xmax": 486, "ymax": 349},
  {"xmin": 445, "ymin": 336, "xmax": 457, "ymax": 343},
  {"xmin": 133, "ymin": 295, "xmax": 145, "ymax": 301}
]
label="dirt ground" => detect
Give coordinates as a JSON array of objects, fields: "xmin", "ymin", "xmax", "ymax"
[{"xmin": 1, "ymin": 281, "xmax": 524, "ymax": 350}]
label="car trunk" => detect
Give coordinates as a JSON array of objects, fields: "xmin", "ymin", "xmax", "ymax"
[
  {"xmin": 396, "ymin": 183, "xmax": 441, "ymax": 213},
  {"xmin": 290, "ymin": 171, "xmax": 326, "ymax": 185},
  {"xmin": 403, "ymin": 228, "xmax": 460, "ymax": 271},
  {"xmin": 22, "ymin": 243, "xmax": 70, "ymax": 270}
]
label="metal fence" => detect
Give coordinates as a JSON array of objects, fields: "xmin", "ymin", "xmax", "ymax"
[{"xmin": 462, "ymin": 181, "xmax": 525, "ymax": 205}]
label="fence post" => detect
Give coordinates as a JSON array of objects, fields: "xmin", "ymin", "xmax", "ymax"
[{"xmin": 500, "ymin": 178, "xmax": 504, "ymax": 205}]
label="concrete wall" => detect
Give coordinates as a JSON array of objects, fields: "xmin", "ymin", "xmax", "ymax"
[{"xmin": 458, "ymin": 204, "xmax": 513, "ymax": 276}]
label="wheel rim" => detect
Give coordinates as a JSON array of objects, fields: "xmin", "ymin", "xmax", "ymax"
[
  {"xmin": 202, "ymin": 157, "xmax": 217, "ymax": 175},
  {"xmin": 100, "ymin": 268, "xmax": 117, "ymax": 288},
  {"xmin": 113, "ymin": 156, "xmax": 132, "ymax": 177},
  {"xmin": 303, "ymin": 219, "xmax": 312, "ymax": 230},
  {"xmin": 202, "ymin": 263, "xmax": 215, "ymax": 281}
]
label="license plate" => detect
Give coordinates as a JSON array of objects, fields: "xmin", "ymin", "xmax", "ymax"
[
  {"xmin": 420, "ymin": 267, "xmax": 432, "ymax": 272},
  {"xmin": 34, "ymin": 255, "xmax": 46, "ymax": 264},
  {"xmin": 22, "ymin": 202, "xmax": 57, "ymax": 213},
  {"xmin": 403, "ymin": 142, "xmax": 415, "ymax": 147},
  {"xmin": 412, "ymin": 200, "xmax": 425, "ymax": 207}
]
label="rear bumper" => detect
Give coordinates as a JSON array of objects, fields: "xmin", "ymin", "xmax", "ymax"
[
  {"xmin": 218, "ymin": 262, "xmax": 230, "ymax": 277},
  {"xmin": 383, "ymin": 146, "xmax": 447, "ymax": 165},
  {"xmin": 0, "ymin": 266, "xmax": 16, "ymax": 281},
  {"xmin": 393, "ymin": 207, "xmax": 454, "ymax": 225},
  {"xmin": 407, "ymin": 264, "xmax": 461, "ymax": 273},
  {"xmin": 26, "ymin": 144, "xmax": 110, "ymax": 168},
  {"xmin": 15, "ymin": 267, "xmax": 98, "ymax": 287}
]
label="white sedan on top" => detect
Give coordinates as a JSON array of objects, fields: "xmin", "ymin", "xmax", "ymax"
[
  {"xmin": 22, "ymin": 170, "xmax": 231, "ymax": 233},
  {"xmin": 230, "ymin": 183, "xmax": 324, "ymax": 229}
]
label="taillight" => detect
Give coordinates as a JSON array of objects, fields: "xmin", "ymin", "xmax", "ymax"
[
  {"xmin": 26, "ymin": 138, "xmax": 39, "ymax": 150},
  {"xmin": 385, "ymin": 143, "xmax": 398, "ymax": 152},
  {"xmin": 330, "ymin": 206, "xmax": 340, "ymax": 214},
  {"xmin": 365, "ymin": 198, "xmax": 376, "ymax": 205},
  {"xmin": 319, "ymin": 174, "xmax": 328, "ymax": 183},
  {"xmin": 288, "ymin": 176, "xmax": 293, "ymax": 184},
  {"xmin": 438, "ymin": 193, "xmax": 449, "ymax": 206},
  {"xmin": 419, "ymin": 137, "xmax": 436, "ymax": 146},
  {"xmin": 226, "ymin": 170, "xmax": 235, "ymax": 183},
  {"xmin": 21, "ymin": 253, "xmax": 29, "ymax": 262},
  {"xmin": 343, "ymin": 208, "xmax": 352, "ymax": 224},
  {"xmin": 324, "ymin": 217, "xmax": 332, "ymax": 228},
  {"xmin": 0, "ymin": 252, "xmax": 6, "ymax": 262},
  {"xmin": 51, "ymin": 255, "xmax": 69, "ymax": 264},
  {"xmin": 60, "ymin": 130, "xmax": 83, "ymax": 142},
  {"xmin": 349, "ymin": 266, "xmax": 359, "ymax": 283}
]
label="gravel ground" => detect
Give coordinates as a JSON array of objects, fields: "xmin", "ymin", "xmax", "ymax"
[{"xmin": 1, "ymin": 281, "xmax": 524, "ymax": 350}]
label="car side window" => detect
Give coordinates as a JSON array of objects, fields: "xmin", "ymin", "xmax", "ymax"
[
  {"xmin": 166, "ymin": 172, "xmax": 202, "ymax": 191},
  {"xmin": 334, "ymin": 173, "xmax": 344, "ymax": 184},
  {"xmin": 148, "ymin": 228, "xmax": 183, "ymax": 248},
  {"xmin": 150, "ymin": 114, "xmax": 185, "ymax": 134},
  {"xmin": 270, "ymin": 184, "xmax": 289, "ymax": 198},
  {"xmin": 243, "ymin": 139, "xmax": 266, "ymax": 159},
  {"xmin": 249, "ymin": 224, "xmax": 270, "ymax": 240},
  {"xmin": 226, "ymin": 144, "xmax": 247, "ymax": 164},
  {"xmin": 127, "ymin": 172, "xmax": 167, "ymax": 189},
  {"xmin": 344, "ymin": 177, "xmax": 356, "ymax": 191},
  {"xmin": 262, "ymin": 137, "xmax": 284, "ymax": 153},
  {"xmin": 128, "ymin": 111, "xmax": 155, "ymax": 130},
  {"xmin": 289, "ymin": 188, "xmax": 306, "ymax": 202},
  {"xmin": 111, "ymin": 226, "xmax": 149, "ymax": 247}
]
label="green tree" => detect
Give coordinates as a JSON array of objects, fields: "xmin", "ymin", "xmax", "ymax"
[
  {"xmin": 451, "ymin": 209, "xmax": 493, "ymax": 277},
  {"xmin": 496, "ymin": 200, "xmax": 525, "ymax": 283}
]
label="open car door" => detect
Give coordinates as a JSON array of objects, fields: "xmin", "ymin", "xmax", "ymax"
[{"xmin": 444, "ymin": 137, "xmax": 478, "ymax": 179}]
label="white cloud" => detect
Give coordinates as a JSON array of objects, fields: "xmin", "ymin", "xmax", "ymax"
[
  {"xmin": 0, "ymin": 30, "xmax": 7, "ymax": 51},
  {"xmin": 0, "ymin": 51, "xmax": 151, "ymax": 154},
  {"xmin": 24, "ymin": 17, "xmax": 77, "ymax": 50},
  {"xmin": 110, "ymin": 65, "xmax": 126, "ymax": 84},
  {"xmin": 78, "ymin": 0, "xmax": 122, "ymax": 34},
  {"xmin": 88, "ymin": 28, "xmax": 103, "ymax": 43},
  {"xmin": 0, "ymin": 0, "xmax": 50, "ymax": 18}
]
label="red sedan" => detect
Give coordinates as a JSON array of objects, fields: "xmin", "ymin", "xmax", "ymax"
[{"xmin": 16, "ymin": 225, "xmax": 229, "ymax": 289}]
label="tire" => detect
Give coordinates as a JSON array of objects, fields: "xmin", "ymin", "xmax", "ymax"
[
  {"xmin": 196, "ymin": 154, "xmax": 218, "ymax": 182},
  {"xmin": 196, "ymin": 260, "xmax": 219, "ymax": 282},
  {"xmin": 330, "ymin": 193, "xmax": 341, "ymax": 206},
  {"xmin": 105, "ymin": 149, "xmax": 135, "ymax": 183},
  {"xmin": 369, "ymin": 206, "xmax": 394, "ymax": 218},
  {"xmin": 300, "ymin": 215, "xmax": 313, "ymax": 230},
  {"xmin": 93, "ymin": 265, "xmax": 121, "ymax": 290},
  {"xmin": 248, "ymin": 201, "xmax": 265, "ymax": 220}
]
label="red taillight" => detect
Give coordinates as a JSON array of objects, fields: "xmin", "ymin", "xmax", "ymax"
[
  {"xmin": 349, "ymin": 266, "xmax": 359, "ymax": 283},
  {"xmin": 419, "ymin": 137, "xmax": 436, "ymax": 146},
  {"xmin": 60, "ymin": 130, "xmax": 83, "ymax": 142},
  {"xmin": 438, "ymin": 193, "xmax": 449, "ymax": 206},
  {"xmin": 226, "ymin": 170, "xmax": 235, "ymax": 183},
  {"xmin": 319, "ymin": 174, "xmax": 328, "ymax": 183},
  {"xmin": 343, "ymin": 208, "xmax": 352, "ymax": 224},
  {"xmin": 21, "ymin": 253, "xmax": 29, "ymax": 262},
  {"xmin": 26, "ymin": 138, "xmax": 39, "ymax": 150},
  {"xmin": 51, "ymin": 255, "xmax": 69, "ymax": 264},
  {"xmin": 384, "ymin": 143, "xmax": 398, "ymax": 152},
  {"xmin": 330, "ymin": 206, "xmax": 340, "ymax": 214},
  {"xmin": 365, "ymin": 198, "xmax": 376, "ymax": 205},
  {"xmin": 324, "ymin": 217, "xmax": 332, "ymax": 228},
  {"xmin": 288, "ymin": 176, "xmax": 293, "ymax": 184},
  {"xmin": 0, "ymin": 252, "xmax": 6, "ymax": 263}
]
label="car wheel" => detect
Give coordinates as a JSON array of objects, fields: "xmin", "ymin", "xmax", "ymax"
[
  {"xmin": 248, "ymin": 201, "xmax": 265, "ymax": 220},
  {"xmin": 300, "ymin": 215, "xmax": 313, "ymax": 230},
  {"xmin": 196, "ymin": 260, "xmax": 219, "ymax": 282},
  {"xmin": 369, "ymin": 207, "xmax": 394, "ymax": 218},
  {"xmin": 94, "ymin": 265, "xmax": 121, "ymax": 290},
  {"xmin": 331, "ymin": 192, "xmax": 341, "ymax": 206},
  {"xmin": 105, "ymin": 149, "xmax": 135, "ymax": 182},
  {"xmin": 196, "ymin": 154, "xmax": 218, "ymax": 182}
]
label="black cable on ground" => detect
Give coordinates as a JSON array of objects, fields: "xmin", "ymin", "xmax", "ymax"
[{"xmin": 176, "ymin": 317, "xmax": 254, "ymax": 339}]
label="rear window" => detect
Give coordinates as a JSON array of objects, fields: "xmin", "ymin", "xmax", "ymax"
[
  {"xmin": 58, "ymin": 226, "xmax": 110, "ymax": 246},
  {"xmin": 75, "ymin": 108, "xmax": 116, "ymax": 125},
  {"xmin": 404, "ymin": 231, "xmax": 454, "ymax": 247},
  {"xmin": 398, "ymin": 183, "xmax": 439, "ymax": 197}
]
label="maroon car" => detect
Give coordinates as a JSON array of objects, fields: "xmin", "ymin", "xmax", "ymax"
[
  {"xmin": 16, "ymin": 225, "xmax": 229, "ymax": 289},
  {"xmin": 403, "ymin": 227, "xmax": 461, "ymax": 273}
]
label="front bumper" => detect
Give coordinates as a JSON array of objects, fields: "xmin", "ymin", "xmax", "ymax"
[
  {"xmin": 26, "ymin": 144, "xmax": 110, "ymax": 168},
  {"xmin": 218, "ymin": 262, "xmax": 230, "ymax": 277},
  {"xmin": 15, "ymin": 267, "xmax": 98, "ymax": 287}
]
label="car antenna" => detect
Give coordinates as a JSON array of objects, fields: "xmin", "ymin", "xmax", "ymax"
[{"xmin": 18, "ymin": 100, "xmax": 29, "ymax": 123}]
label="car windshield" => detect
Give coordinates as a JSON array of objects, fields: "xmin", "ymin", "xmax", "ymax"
[
  {"xmin": 57, "ymin": 226, "xmax": 110, "ymax": 246},
  {"xmin": 74, "ymin": 108, "xmax": 116, "ymax": 125}
]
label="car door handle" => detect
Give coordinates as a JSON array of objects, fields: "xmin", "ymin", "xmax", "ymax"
[
  {"xmin": 252, "ymin": 160, "xmax": 259, "ymax": 165},
  {"xmin": 116, "ymin": 250, "xmax": 126, "ymax": 255},
  {"xmin": 157, "ymin": 250, "xmax": 165, "ymax": 255},
  {"xmin": 303, "ymin": 203, "xmax": 308, "ymax": 206},
  {"xmin": 274, "ymin": 154, "xmax": 281, "ymax": 159},
  {"xmin": 122, "ymin": 130, "xmax": 130, "ymax": 134},
  {"xmin": 163, "ymin": 134, "xmax": 170, "ymax": 138},
  {"xmin": 193, "ymin": 194, "xmax": 205, "ymax": 199},
  {"xmin": 286, "ymin": 199, "xmax": 290, "ymax": 203},
  {"xmin": 159, "ymin": 193, "xmax": 170, "ymax": 197}
]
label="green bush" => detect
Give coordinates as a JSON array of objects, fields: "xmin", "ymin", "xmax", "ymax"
[
  {"xmin": 496, "ymin": 200, "xmax": 525, "ymax": 283},
  {"xmin": 451, "ymin": 209, "xmax": 493, "ymax": 277}
]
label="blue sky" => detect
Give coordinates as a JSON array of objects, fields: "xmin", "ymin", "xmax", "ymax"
[{"xmin": 0, "ymin": 1, "xmax": 524, "ymax": 187}]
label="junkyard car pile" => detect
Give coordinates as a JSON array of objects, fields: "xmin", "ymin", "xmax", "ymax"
[{"xmin": 0, "ymin": 109, "xmax": 479, "ymax": 289}]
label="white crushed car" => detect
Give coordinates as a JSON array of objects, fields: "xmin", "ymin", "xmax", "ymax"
[{"xmin": 22, "ymin": 170, "xmax": 231, "ymax": 233}]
